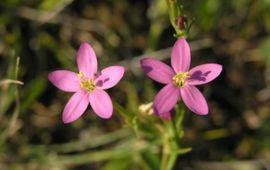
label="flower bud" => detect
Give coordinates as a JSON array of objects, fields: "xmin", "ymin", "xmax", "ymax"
[{"xmin": 176, "ymin": 15, "xmax": 188, "ymax": 30}]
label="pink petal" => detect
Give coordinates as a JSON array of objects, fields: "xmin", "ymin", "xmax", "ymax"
[
  {"xmin": 89, "ymin": 89, "xmax": 113, "ymax": 119},
  {"xmin": 62, "ymin": 90, "xmax": 89, "ymax": 123},
  {"xmin": 77, "ymin": 42, "xmax": 97, "ymax": 79},
  {"xmin": 153, "ymin": 84, "xmax": 180, "ymax": 115},
  {"xmin": 180, "ymin": 85, "xmax": 208, "ymax": 115},
  {"xmin": 48, "ymin": 70, "xmax": 80, "ymax": 92},
  {"xmin": 95, "ymin": 66, "xmax": 125, "ymax": 89},
  {"xmin": 140, "ymin": 58, "xmax": 174, "ymax": 84},
  {"xmin": 171, "ymin": 38, "xmax": 191, "ymax": 73},
  {"xmin": 160, "ymin": 112, "xmax": 171, "ymax": 120},
  {"xmin": 188, "ymin": 64, "xmax": 222, "ymax": 85}
]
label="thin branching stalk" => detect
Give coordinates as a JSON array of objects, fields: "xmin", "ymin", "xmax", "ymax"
[
  {"xmin": 1, "ymin": 57, "xmax": 23, "ymax": 143},
  {"xmin": 0, "ymin": 79, "xmax": 24, "ymax": 86}
]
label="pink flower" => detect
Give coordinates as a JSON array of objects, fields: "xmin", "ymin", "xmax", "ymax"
[
  {"xmin": 140, "ymin": 38, "xmax": 222, "ymax": 117},
  {"xmin": 48, "ymin": 42, "xmax": 125, "ymax": 123}
]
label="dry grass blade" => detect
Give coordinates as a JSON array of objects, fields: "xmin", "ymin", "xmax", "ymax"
[{"xmin": 0, "ymin": 57, "xmax": 23, "ymax": 143}]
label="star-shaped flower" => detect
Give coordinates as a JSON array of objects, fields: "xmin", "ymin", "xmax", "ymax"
[
  {"xmin": 140, "ymin": 38, "xmax": 222, "ymax": 117},
  {"xmin": 48, "ymin": 42, "xmax": 125, "ymax": 123}
]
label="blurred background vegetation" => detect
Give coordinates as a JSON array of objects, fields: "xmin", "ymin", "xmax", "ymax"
[{"xmin": 0, "ymin": 0, "xmax": 270, "ymax": 169}]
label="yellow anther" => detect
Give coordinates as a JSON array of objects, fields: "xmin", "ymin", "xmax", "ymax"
[
  {"xmin": 77, "ymin": 72, "xmax": 96, "ymax": 92},
  {"xmin": 172, "ymin": 72, "xmax": 190, "ymax": 87},
  {"xmin": 78, "ymin": 72, "xmax": 84, "ymax": 80}
]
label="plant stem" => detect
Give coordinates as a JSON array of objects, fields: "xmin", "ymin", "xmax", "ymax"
[
  {"xmin": 159, "ymin": 123, "xmax": 177, "ymax": 170},
  {"xmin": 160, "ymin": 140, "xmax": 170, "ymax": 170},
  {"xmin": 160, "ymin": 104, "xmax": 186, "ymax": 170},
  {"xmin": 166, "ymin": 152, "xmax": 178, "ymax": 170},
  {"xmin": 0, "ymin": 57, "xmax": 22, "ymax": 143}
]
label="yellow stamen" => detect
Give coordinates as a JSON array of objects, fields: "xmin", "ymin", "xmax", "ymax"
[
  {"xmin": 172, "ymin": 71, "xmax": 190, "ymax": 87},
  {"xmin": 78, "ymin": 72, "xmax": 96, "ymax": 92}
]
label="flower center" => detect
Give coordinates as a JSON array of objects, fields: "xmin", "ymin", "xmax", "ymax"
[
  {"xmin": 172, "ymin": 71, "xmax": 190, "ymax": 87},
  {"xmin": 78, "ymin": 72, "xmax": 96, "ymax": 92}
]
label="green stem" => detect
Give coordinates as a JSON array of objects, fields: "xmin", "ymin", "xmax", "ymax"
[
  {"xmin": 160, "ymin": 104, "xmax": 186, "ymax": 170},
  {"xmin": 166, "ymin": 152, "xmax": 178, "ymax": 170},
  {"xmin": 171, "ymin": 116, "xmax": 180, "ymax": 142},
  {"xmin": 160, "ymin": 143, "xmax": 169, "ymax": 170},
  {"xmin": 160, "ymin": 128, "xmax": 178, "ymax": 170}
]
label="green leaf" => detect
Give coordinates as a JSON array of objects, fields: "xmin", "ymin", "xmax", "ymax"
[
  {"xmin": 102, "ymin": 157, "xmax": 131, "ymax": 170},
  {"xmin": 113, "ymin": 100, "xmax": 135, "ymax": 124},
  {"xmin": 176, "ymin": 147, "xmax": 192, "ymax": 155},
  {"xmin": 140, "ymin": 149, "xmax": 160, "ymax": 170}
]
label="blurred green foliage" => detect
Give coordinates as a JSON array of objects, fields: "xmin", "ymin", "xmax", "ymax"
[{"xmin": 0, "ymin": 0, "xmax": 270, "ymax": 170}]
